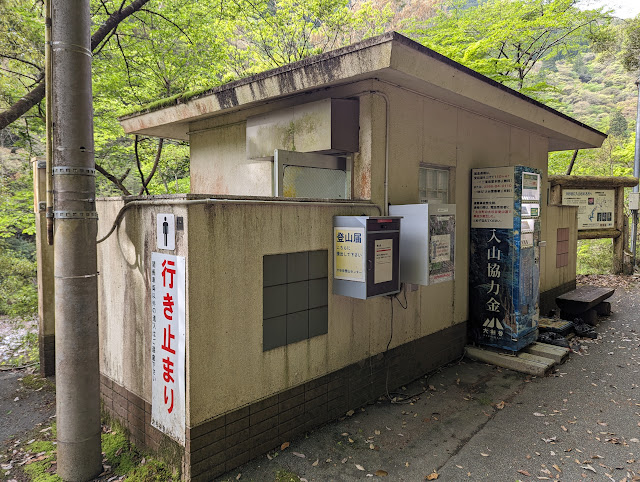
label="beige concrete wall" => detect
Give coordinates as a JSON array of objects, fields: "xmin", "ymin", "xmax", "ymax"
[
  {"xmin": 188, "ymin": 81, "xmax": 378, "ymax": 198},
  {"xmin": 190, "ymin": 122, "xmax": 272, "ymax": 196},
  {"xmin": 540, "ymin": 204, "xmax": 578, "ymax": 293},
  {"xmin": 379, "ymin": 83, "xmax": 549, "ymax": 331},
  {"xmin": 99, "ymin": 79, "xmax": 567, "ymax": 426},
  {"xmin": 187, "ymin": 201, "xmax": 400, "ymax": 425},
  {"xmin": 96, "ymin": 198, "xmax": 189, "ymax": 404},
  {"xmin": 181, "ymin": 80, "xmax": 558, "ymax": 423}
]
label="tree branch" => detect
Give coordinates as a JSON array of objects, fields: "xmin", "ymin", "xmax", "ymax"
[
  {"xmin": 138, "ymin": 138, "xmax": 164, "ymax": 195},
  {"xmin": 0, "ymin": 53, "xmax": 44, "ymax": 72},
  {"xmin": 0, "ymin": 0, "xmax": 152, "ymax": 131},
  {"xmin": 134, "ymin": 135, "xmax": 148, "ymax": 195},
  {"xmin": 0, "ymin": 81, "xmax": 45, "ymax": 131},
  {"xmin": 138, "ymin": 8, "xmax": 194, "ymax": 44},
  {"xmin": 0, "ymin": 66, "xmax": 42, "ymax": 82},
  {"xmin": 95, "ymin": 163, "xmax": 132, "ymax": 195}
]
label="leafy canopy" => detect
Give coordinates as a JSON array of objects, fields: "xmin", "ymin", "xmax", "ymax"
[{"xmin": 409, "ymin": 0, "xmax": 609, "ymax": 95}]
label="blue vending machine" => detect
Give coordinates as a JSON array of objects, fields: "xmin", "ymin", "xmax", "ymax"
[{"xmin": 469, "ymin": 166, "xmax": 541, "ymax": 351}]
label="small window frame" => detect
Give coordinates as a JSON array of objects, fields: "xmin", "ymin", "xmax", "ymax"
[{"xmin": 419, "ymin": 164, "xmax": 454, "ymax": 204}]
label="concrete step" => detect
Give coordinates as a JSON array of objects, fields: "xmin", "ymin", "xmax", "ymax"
[
  {"xmin": 524, "ymin": 342, "xmax": 570, "ymax": 364},
  {"xmin": 465, "ymin": 345, "xmax": 556, "ymax": 377}
]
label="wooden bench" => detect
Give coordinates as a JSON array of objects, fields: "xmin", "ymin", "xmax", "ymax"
[{"xmin": 556, "ymin": 285, "xmax": 613, "ymax": 325}]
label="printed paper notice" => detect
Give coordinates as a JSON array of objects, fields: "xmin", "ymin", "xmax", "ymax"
[
  {"xmin": 334, "ymin": 228, "xmax": 365, "ymax": 282},
  {"xmin": 430, "ymin": 234, "xmax": 451, "ymax": 263},
  {"xmin": 471, "ymin": 167, "xmax": 514, "ymax": 199},
  {"xmin": 374, "ymin": 239, "xmax": 393, "ymax": 284},
  {"xmin": 562, "ymin": 189, "xmax": 614, "ymax": 230},
  {"xmin": 471, "ymin": 168, "xmax": 514, "ymax": 229},
  {"xmin": 522, "ymin": 172, "xmax": 540, "ymax": 201},
  {"xmin": 471, "ymin": 199, "xmax": 514, "ymax": 229}
]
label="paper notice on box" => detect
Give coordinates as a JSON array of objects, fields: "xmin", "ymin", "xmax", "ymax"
[
  {"xmin": 471, "ymin": 199, "xmax": 514, "ymax": 229},
  {"xmin": 374, "ymin": 239, "xmax": 393, "ymax": 284},
  {"xmin": 430, "ymin": 234, "xmax": 451, "ymax": 263}
]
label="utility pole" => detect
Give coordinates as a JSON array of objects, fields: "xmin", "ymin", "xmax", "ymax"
[
  {"xmin": 51, "ymin": 0, "xmax": 102, "ymax": 480},
  {"xmin": 632, "ymin": 75, "xmax": 640, "ymax": 272}
]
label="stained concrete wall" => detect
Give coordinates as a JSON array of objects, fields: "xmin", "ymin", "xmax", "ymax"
[
  {"xmin": 181, "ymin": 80, "xmax": 554, "ymax": 424},
  {"xmin": 190, "ymin": 122, "xmax": 272, "ymax": 196},
  {"xmin": 186, "ymin": 201, "xmax": 384, "ymax": 425},
  {"xmin": 96, "ymin": 198, "xmax": 189, "ymax": 406},
  {"xmin": 97, "ymin": 79, "xmax": 568, "ymax": 429}
]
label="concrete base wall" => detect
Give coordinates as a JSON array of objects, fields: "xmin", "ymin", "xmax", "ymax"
[
  {"xmin": 99, "ymin": 322, "xmax": 465, "ymax": 480},
  {"xmin": 39, "ymin": 334, "xmax": 55, "ymax": 377},
  {"xmin": 184, "ymin": 322, "xmax": 466, "ymax": 481}
]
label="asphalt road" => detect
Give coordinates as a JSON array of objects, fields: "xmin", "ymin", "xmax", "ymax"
[{"xmin": 219, "ymin": 286, "xmax": 640, "ymax": 481}]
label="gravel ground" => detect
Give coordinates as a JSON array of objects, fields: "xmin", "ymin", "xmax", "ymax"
[
  {"xmin": 0, "ymin": 316, "xmax": 37, "ymax": 367},
  {"xmin": 0, "ymin": 316, "xmax": 55, "ymax": 445}
]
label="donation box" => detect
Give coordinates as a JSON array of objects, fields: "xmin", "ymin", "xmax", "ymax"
[
  {"xmin": 469, "ymin": 166, "xmax": 541, "ymax": 351},
  {"xmin": 333, "ymin": 216, "xmax": 401, "ymax": 299}
]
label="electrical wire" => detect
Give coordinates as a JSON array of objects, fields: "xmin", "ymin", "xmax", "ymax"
[
  {"xmin": 381, "ymin": 284, "xmax": 465, "ymax": 404},
  {"xmin": 386, "ymin": 295, "xmax": 394, "ymax": 353}
]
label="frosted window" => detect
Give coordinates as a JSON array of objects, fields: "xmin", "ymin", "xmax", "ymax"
[{"xmin": 419, "ymin": 167, "xmax": 449, "ymax": 204}]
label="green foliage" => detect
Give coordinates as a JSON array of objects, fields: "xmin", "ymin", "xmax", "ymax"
[
  {"xmin": 127, "ymin": 459, "xmax": 180, "ymax": 482},
  {"xmin": 22, "ymin": 439, "xmax": 61, "ymax": 482},
  {"xmin": 275, "ymin": 469, "xmax": 303, "ymax": 482},
  {"xmin": 22, "ymin": 373, "xmax": 56, "ymax": 392},
  {"xmin": 101, "ymin": 426, "xmax": 179, "ymax": 480},
  {"xmin": 0, "ymin": 0, "xmax": 46, "ymax": 155},
  {"xmin": 577, "ymin": 239, "xmax": 614, "ymax": 274},
  {"xmin": 102, "ymin": 429, "xmax": 136, "ymax": 474},
  {"xmin": 621, "ymin": 14, "xmax": 640, "ymax": 72},
  {"xmin": 0, "ymin": 239, "xmax": 37, "ymax": 317},
  {"xmin": 608, "ymin": 109, "xmax": 628, "ymax": 137},
  {"xmin": 408, "ymin": 0, "xmax": 609, "ymax": 96},
  {"xmin": 0, "ymin": 151, "xmax": 35, "ymax": 237},
  {"xmin": 0, "ymin": 150, "xmax": 37, "ymax": 317}
]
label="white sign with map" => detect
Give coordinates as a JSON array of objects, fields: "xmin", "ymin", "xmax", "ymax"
[{"xmin": 561, "ymin": 189, "xmax": 615, "ymax": 230}]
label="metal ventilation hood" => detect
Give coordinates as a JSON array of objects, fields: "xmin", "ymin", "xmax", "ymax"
[{"xmin": 246, "ymin": 98, "xmax": 359, "ymax": 160}]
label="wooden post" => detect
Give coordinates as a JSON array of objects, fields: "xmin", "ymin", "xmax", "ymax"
[
  {"xmin": 613, "ymin": 186, "xmax": 624, "ymax": 274},
  {"xmin": 32, "ymin": 158, "xmax": 56, "ymax": 377},
  {"xmin": 549, "ymin": 184, "xmax": 562, "ymax": 206}
]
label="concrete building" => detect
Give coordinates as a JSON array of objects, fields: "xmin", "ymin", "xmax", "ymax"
[{"xmin": 95, "ymin": 32, "xmax": 605, "ymax": 480}]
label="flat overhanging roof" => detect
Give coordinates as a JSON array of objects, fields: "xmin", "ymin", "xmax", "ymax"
[{"xmin": 119, "ymin": 32, "xmax": 606, "ymax": 152}]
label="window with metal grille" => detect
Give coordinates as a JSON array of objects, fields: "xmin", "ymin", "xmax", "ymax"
[
  {"xmin": 556, "ymin": 228, "xmax": 569, "ymax": 268},
  {"xmin": 419, "ymin": 166, "xmax": 449, "ymax": 204}
]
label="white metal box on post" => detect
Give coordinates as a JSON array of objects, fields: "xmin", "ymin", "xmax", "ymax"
[
  {"xmin": 389, "ymin": 204, "xmax": 456, "ymax": 285},
  {"xmin": 333, "ymin": 216, "xmax": 402, "ymax": 299}
]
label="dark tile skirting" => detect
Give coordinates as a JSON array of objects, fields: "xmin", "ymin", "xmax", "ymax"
[
  {"xmin": 39, "ymin": 333, "xmax": 55, "ymax": 378},
  {"xmin": 100, "ymin": 375, "xmax": 171, "ymax": 453},
  {"xmin": 187, "ymin": 322, "xmax": 466, "ymax": 481},
  {"xmin": 99, "ymin": 322, "xmax": 466, "ymax": 481},
  {"xmin": 539, "ymin": 279, "xmax": 576, "ymax": 317}
]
